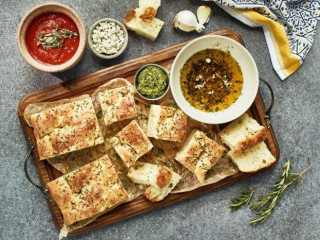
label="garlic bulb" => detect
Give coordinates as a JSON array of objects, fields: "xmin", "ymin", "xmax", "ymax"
[
  {"xmin": 173, "ymin": 10, "xmax": 204, "ymax": 33},
  {"xmin": 197, "ymin": 6, "xmax": 212, "ymax": 25}
]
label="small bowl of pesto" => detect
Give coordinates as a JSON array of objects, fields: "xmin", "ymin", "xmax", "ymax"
[{"xmin": 134, "ymin": 64, "xmax": 170, "ymax": 101}]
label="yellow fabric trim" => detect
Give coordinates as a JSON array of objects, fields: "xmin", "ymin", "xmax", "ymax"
[
  {"xmin": 234, "ymin": 9, "xmax": 288, "ymax": 77},
  {"xmin": 234, "ymin": 9, "xmax": 301, "ymax": 76}
]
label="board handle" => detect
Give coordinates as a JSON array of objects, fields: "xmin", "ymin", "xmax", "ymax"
[
  {"xmin": 24, "ymin": 138, "xmax": 50, "ymax": 199},
  {"xmin": 259, "ymin": 78, "xmax": 274, "ymax": 128}
]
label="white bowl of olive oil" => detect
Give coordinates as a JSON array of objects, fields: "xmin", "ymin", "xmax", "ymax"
[{"xmin": 170, "ymin": 35, "xmax": 259, "ymax": 124}]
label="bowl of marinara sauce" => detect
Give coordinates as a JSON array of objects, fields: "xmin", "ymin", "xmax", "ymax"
[{"xmin": 17, "ymin": 2, "xmax": 86, "ymax": 73}]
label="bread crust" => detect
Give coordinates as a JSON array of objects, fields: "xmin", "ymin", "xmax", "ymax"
[
  {"xmin": 29, "ymin": 97, "xmax": 104, "ymax": 160},
  {"xmin": 139, "ymin": 7, "xmax": 157, "ymax": 20},
  {"xmin": 47, "ymin": 155, "xmax": 129, "ymax": 226},
  {"xmin": 110, "ymin": 120, "xmax": 153, "ymax": 167},
  {"xmin": 233, "ymin": 127, "xmax": 267, "ymax": 154}
]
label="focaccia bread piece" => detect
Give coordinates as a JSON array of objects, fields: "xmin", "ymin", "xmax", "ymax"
[
  {"xmin": 128, "ymin": 162, "xmax": 181, "ymax": 202},
  {"xmin": 124, "ymin": 9, "xmax": 164, "ymax": 41},
  {"xmin": 98, "ymin": 85, "xmax": 137, "ymax": 126},
  {"xmin": 137, "ymin": 0, "xmax": 161, "ymax": 20},
  {"xmin": 29, "ymin": 97, "xmax": 104, "ymax": 160},
  {"xmin": 175, "ymin": 130, "xmax": 226, "ymax": 182},
  {"xmin": 228, "ymin": 142, "xmax": 276, "ymax": 172},
  {"xmin": 47, "ymin": 155, "xmax": 129, "ymax": 226},
  {"xmin": 219, "ymin": 113, "xmax": 266, "ymax": 153},
  {"xmin": 110, "ymin": 120, "xmax": 153, "ymax": 167},
  {"xmin": 147, "ymin": 105, "xmax": 188, "ymax": 142}
]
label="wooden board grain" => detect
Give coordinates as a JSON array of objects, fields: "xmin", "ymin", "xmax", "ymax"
[{"xmin": 17, "ymin": 29, "xmax": 280, "ymax": 236}]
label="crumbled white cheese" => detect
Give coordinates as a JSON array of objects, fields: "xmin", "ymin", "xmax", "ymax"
[
  {"xmin": 195, "ymin": 74, "xmax": 203, "ymax": 81},
  {"xmin": 208, "ymin": 91, "xmax": 214, "ymax": 95},
  {"xmin": 92, "ymin": 21, "xmax": 125, "ymax": 55},
  {"xmin": 195, "ymin": 84, "xmax": 203, "ymax": 89},
  {"xmin": 206, "ymin": 58, "xmax": 211, "ymax": 63},
  {"xmin": 195, "ymin": 81, "xmax": 206, "ymax": 90},
  {"xmin": 212, "ymin": 74, "xmax": 215, "ymax": 79},
  {"xmin": 222, "ymin": 78, "xmax": 232, "ymax": 88}
]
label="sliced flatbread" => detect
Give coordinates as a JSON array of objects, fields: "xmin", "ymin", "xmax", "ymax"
[
  {"xmin": 47, "ymin": 155, "xmax": 129, "ymax": 226},
  {"xmin": 98, "ymin": 85, "xmax": 137, "ymax": 126},
  {"xmin": 128, "ymin": 162, "xmax": 181, "ymax": 202},
  {"xmin": 110, "ymin": 120, "xmax": 153, "ymax": 167},
  {"xmin": 228, "ymin": 142, "xmax": 276, "ymax": 172},
  {"xmin": 219, "ymin": 113, "xmax": 266, "ymax": 153},
  {"xmin": 27, "ymin": 96, "xmax": 104, "ymax": 160},
  {"xmin": 147, "ymin": 104, "xmax": 188, "ymax": 142},
  {"xmin": 124, "ymin": 9, "xmax": 164, "ymax": 41},
  {"xmin": 175, "ymin": 130, "xmax": 226, "ymax": 182}
]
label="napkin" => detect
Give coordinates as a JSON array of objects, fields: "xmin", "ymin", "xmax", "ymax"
[{"xmin": 204, "ymin": 0, "xmax": 320, "ymax": 80}]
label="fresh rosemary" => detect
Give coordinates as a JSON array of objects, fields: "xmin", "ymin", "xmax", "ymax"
[
  {"xmin": 37, "ymin": 25, "xmax": 78, "ymax": 49},
  {"xmin": 249, "ymin": 158, "xmax": 311, "ymax": 225},
  {"xmin": 229, "ymin": 190, "xmax": 255, "ymax": 211}
]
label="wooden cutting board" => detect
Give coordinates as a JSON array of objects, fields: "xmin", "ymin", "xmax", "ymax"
[{"xmin": 17, "ymin": 29, "xmax": 280, "ymax": 236}]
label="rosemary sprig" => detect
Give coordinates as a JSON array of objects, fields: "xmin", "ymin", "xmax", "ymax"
[
  {"xmin": 250, "ymin": 158, "xmax": 311, "ymax": 225},
  {"xmin": 229, "ymin": 190, "xmax": 254, "ymax": 211},
  {"xmin": 37, "ymin": 25, "xmax": 78, "ymax": 49}
]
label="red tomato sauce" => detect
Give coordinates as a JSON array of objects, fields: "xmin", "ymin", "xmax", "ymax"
[{"xmin": 25, "ymin": 12, "xmax": 80, "ymax": 65}]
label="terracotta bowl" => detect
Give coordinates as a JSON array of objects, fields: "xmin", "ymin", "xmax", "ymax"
[{"xmin": 17, "ymin": 2, "xmax": 86, "ymax": 73}]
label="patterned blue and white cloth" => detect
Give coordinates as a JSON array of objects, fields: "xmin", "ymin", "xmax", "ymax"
[{"xmin": 204, "ymin": 0, "xmax": 320, "ymax": 80}]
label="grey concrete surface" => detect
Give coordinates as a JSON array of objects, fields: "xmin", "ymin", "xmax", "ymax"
[{"xmin": 0, "ymin": 0, "xmax": 319, "ymax": 239}]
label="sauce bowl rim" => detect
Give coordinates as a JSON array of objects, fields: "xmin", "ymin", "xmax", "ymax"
[{"xmin": 17, "ymin": 2, "xmax": 86, "ymax": 73}]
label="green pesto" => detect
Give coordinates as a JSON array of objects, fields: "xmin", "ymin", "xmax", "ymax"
[{"xmin": 137, "ymin": 66, "xmax": 168, "ymax": 98}]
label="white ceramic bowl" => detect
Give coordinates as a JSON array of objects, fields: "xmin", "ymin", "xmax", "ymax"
[{"xmin": 170, "ymin": 35, "xmax": 259, "ymax": 124}]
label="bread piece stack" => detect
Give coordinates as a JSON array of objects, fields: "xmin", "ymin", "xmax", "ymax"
[
  {"xmin": 175, "ymin": 130, "xmax": 226, "ymax": 182},
  {"xmin": 128, "ymin": 162, "xmax": 181, "ymax": 202},
  {"xmin": 219, "ymin": 113, "xmax": 276, "ymax": 172},
  {"xmin": 124, "ymin": 0, "xmax": 164, "ymax": 41}
]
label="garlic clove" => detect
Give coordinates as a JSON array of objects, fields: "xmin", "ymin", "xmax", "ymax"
[
  {"xmin": 173, "ymin": 10, "xmax": 205, "ymax": 33},
  {"xmin": 197, "ymin": 6, "xmax": 212, "ymax": 25}
]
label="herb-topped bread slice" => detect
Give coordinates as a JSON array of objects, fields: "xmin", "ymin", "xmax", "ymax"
[
  {"xmin": 228, "ymin": 142, "xmax": 276, "ymax": 172},
  {"xmin": 110, "ymin": 120, "xmax": 153, "ymax": 167},
  {"xmin": 98, "ymin": 85, "xmax": 137, "ymax": 126},
  {"xmin": 147, "ymin": 105, "xmax": 188, "ymax": 142},
  {"xmin": 29, "ymin": 97, "xmax": 104, "ymax": 160},
  {"xmin": 175, "ymin": 130, "xmax": 226, "ymax": 182},
  {"xmin": 219, "ymin": 113, "xmax": 266, "ymax": 153},
  {"xmin": 47, "ymin": 155, "xmax": 129, "ymax": 226},
  {"xmin": 127, "ymin": 162, "xmax": 181, "ymax": 202}
]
